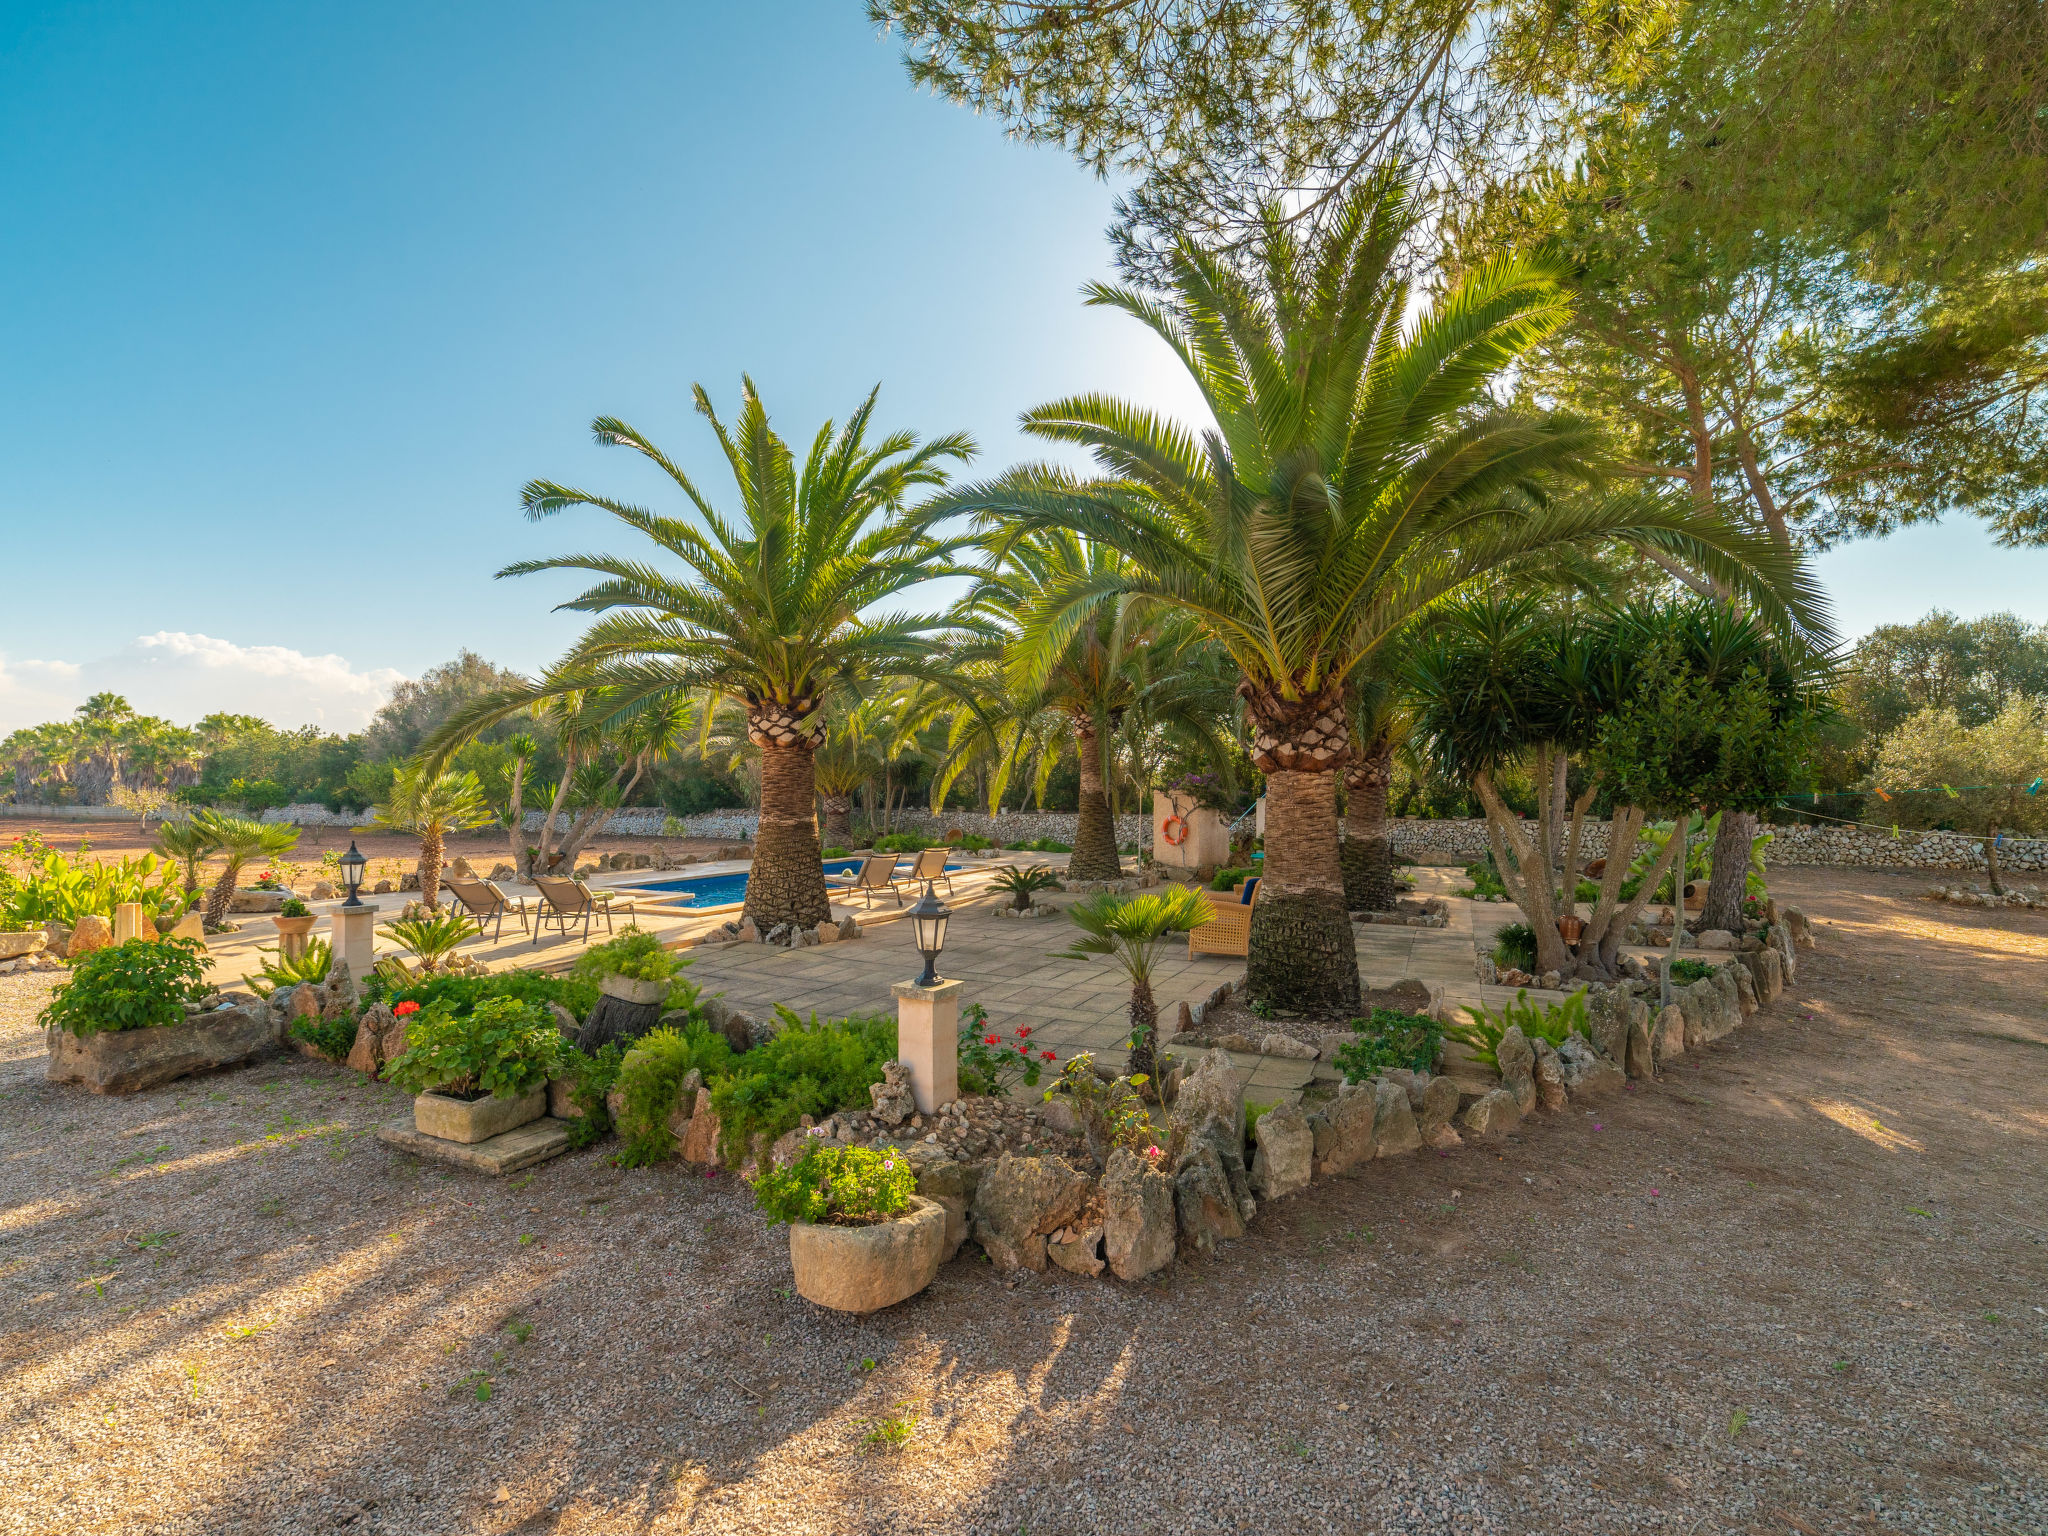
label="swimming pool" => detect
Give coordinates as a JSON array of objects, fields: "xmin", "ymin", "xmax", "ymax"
[{"xmin": 632, "ymin": 858, "xmax": 963, "ymax": 910}]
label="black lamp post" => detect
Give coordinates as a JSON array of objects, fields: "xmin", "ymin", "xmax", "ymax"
[
  {"xmin": 339, "ymin": 840, "xmax": 368, "ymax": 909},
  {"xmin": 907, "ymin": 879, "xmax": 951, "ymax": 987}
]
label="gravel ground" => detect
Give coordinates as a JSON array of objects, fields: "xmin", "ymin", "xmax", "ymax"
[{"xmin": 2, "ymin": 867, "xmax": 2043, "ymax": 1535}]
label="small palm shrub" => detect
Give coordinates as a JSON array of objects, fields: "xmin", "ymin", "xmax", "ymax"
[
  {"xmin": 1446, "ymin": 989, "xmax": 1588, "ymax": 1069},
  {"xmin": 1057, "ymin": 886, "xmax": 1211, "ymax": 1083},
  {"xmin": 39, "ymin": 939, "xmax": 209, "ymax": 1037},
  {"xmin": 752, "ymin": 1145, "xmax": 916, "ymax": 1226},
  {"xmin": 375, "ymin": 910, "xmax": 482, "ymax": 986},
  {"xmin": 382, "ymin": 995, "xmax": 564, "ymax": 1100},
  {"xmin": 245, "ymin": 937, "xmax": 334, "ymax": 999},
  {"xmin": 989, "ymin": 863, "xmax": 1062, "ymax": 912}
]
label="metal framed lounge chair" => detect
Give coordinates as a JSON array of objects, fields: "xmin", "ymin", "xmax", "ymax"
[
  {"xmin": 825, "ymin": 853, "xmax": 908, "ymax": 908},
  {"xmin": 903, "ymin": 845, "xmax": 953, "ymax": 895},
  {"xmin": 531, "ymin": 875, "xmax": 634, "ymax": 945},
  {"xmin": 1189, "ymin": 877, "xmax": 1260, "ymax": 958},
  {"xmin": 445, "ymin": 875, "xmax": 529, "ymax": 942}
]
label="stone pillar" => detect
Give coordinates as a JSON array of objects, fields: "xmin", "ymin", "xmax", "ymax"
[
  {"xmin": 892, "ymin": 978, "xmax": 961, "ymax": 1114},
  {"xmin": 113, "ymin": 902, "xmax": 147, "ymax": 945},
  {"xmin": 332, "ymin": 906, "xmax": 376, "ymax": 981}
]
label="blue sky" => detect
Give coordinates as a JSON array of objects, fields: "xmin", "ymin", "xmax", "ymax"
[{"xmin": 1, "ymin": 0, "xmax": 2043, "ymax": 734}]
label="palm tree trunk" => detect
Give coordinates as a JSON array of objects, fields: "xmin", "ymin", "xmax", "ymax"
[
  {"xmin": 1242, "ymin": 681, "xmax": 1359, "ymax": 1014},
  {"xmin": 1340, "ymin": 742, "xmax": 1395, "ymax": 912},
  {"xmin": 1069, "ymin": 722, "xmax": 1122, "ymax": 882},
  {"xmin": 1699, "ymin": 809, "xmax": 1755, "ymax": 930},
  {"xmin": 419, "ymin": 828, "xmax": 443, "ymax": 910},
  {"xmin": 821, "ymin": 795, "xmax": 854, "ymax": 845},
  {"xmin": 1126, "ymin": 974, "xmax": 1158, "ymax": 1083},
  {"xmin": 203, "ymin": 866, "xmax": 240, "ymax": 930},
  {"xmin": 744, "ymin": 706, "xmax": 829, "ymax": 932}
]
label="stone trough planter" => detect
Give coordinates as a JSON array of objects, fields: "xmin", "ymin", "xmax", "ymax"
[
  {"xmin": 788, "ymin": 1195, "xmax": 949, "ymax": 1313},
  {"xmin": 414, "ymin": 1087, "xmax": 546, "ymax": 1144},
  {"xmin": 46, "ymin": 999, "xmax": 276, "ymax": 1094},
  {"xmin": 598, "ymin": 973, "xmax": 670, "ymax": 1007}
]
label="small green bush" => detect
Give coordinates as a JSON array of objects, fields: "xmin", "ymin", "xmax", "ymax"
[
  {"xmin": 556, "ymin": 1039, "xmax": 626, "ymax": 1150},
  {"xmin": 956, "ymin": 832, "xmax": 995, "ymax": 851},
  {"xmin": 385, "ymin": 970, "xmax": 599, "ymax": 1022},
  {"xmin": 278, "ymin": 897, "xmax": 310, "ymax": 918},
  {"xmin": 872, "ymin": 831, "xmax": 937, "ymax": 853},
  {"xmin": 1333, "ymin": 1007, "xmax": 1443, "ymax": 1082},
  {"xmin": 571, "ymin": 925, "xmax": 681, "ymax": 985},
  {"xmin": 752, "ymin": 1144, "xmax": 916, "ymax": 1226},
  {"xmin": 1489, "ymin": 921, "xmax": 1538, "ymax": 972},
  {"xmin": 1447, "ymin": 989, "xmax": 1588, "ymax": 1069},
  {"xmin": 711, "ymin": 1007, "xmax": 896, "ymax": 1164},
  {"xmin": 1458, "ymin": 858, "xmax": 1509, "ymax": 900},
  {"xmin": 821, "ymin": 846, "xmax": 849, "ymax": 858},
  {"xmin": 1668, "ymin": 956, "xmax": 1717, "ymax": 984},
  {"xmin": 382, "ymin": 995, "xmax": 564, "ymax": 1100},
  {"xmin": 1208, "ymin": 866, "xmax": 1256, "ymax": 891},
  {"xmin": 39, "ymin": 939, "xmax": 209, "ymax": 1037},
  {"xmin": 613, "ymin": 1023, "xmax": 736, "ymax": 1167},
  {"xmin": 1005, "ymin": 837, "xmax": 1073, "ymax": 853},
  {"xmin": 291, "ymin": 1010, "xmax": 359, "ymax": 1063}
]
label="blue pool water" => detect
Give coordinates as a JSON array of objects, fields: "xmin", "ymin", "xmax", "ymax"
[{"xmin": 634, "ymin": 858, "xmax": 962, "ymax": 910}]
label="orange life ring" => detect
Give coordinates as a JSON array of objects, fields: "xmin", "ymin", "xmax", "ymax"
[{"xmin": 1161, "ymin": 815, "xmax": 1190, "ymax": 846}]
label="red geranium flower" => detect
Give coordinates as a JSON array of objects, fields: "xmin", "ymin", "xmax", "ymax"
[
  {"xmin": 1016, "ymin": 1026, "xmax": 1032, "ymax": 1038},
  {"xmin": 1041, "ymin": 1050, "xmax": 1056, "ymax": 1061},
  {"xmin": 393, "ymin": 1000, "xmax": 420, "ymax": 1016},
  {"xmin": 1016, "ymin": 1045, "xmax": 1030, "ymax": 1057},
  {"xmin": 983, "ymin": 1035, "xmax": 999, "ymax": 1046}
]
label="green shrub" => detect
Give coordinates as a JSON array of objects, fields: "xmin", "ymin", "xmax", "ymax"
[
  {"xmin": 556, "ymin": 1040, "xmax": 627, "ymax": 1150},
  {"xmin": 872, "ymin": 831, "xmax": 937, "ymax": 853},
  {"xmin": 752, "ymin": 1144, "xmax": 916, "ymax": 1226},
  {"xmin": 1458, "ymin": 858, "xmax": 1508, "ymax": 900},
  {"xmin": 988, "ymin": 863, "xmax": 1062, "ymax": 911},
  {"xmin": 1208, "ymin": 866, "xmax": 1256, "ymax": 891},
  {"xmin": 1668, "ymin": 956, "xmax": 1717, "ymax": 984},
  {"xmin": 1, "ymin": 848, "xmax": 184, "ymax": 930},
  {"xmin": 613, "ymin": 1023, "xmax": 737, "ymax": 1167},
  {"xmin": 382, "ymin": 995, "xmax": 564, "ymax": 1100},
  {"xmin": 711, "ymin": 1007, "xmax": 896, "ymax": 1164},
  {"xmin": 385, "ymin": 970, "xmax": 599, "ymax": 1022},
  {"xmin": 291, "ymin": 1010, "xmax": 358, "ymax": 1063},
  {"xmin": 956, "ymin": 832, "xmax": 995, "ymax": 851},
  {"xmin": 571, "ymin": 925, "xmax": 682, "ymax": 985},
  {"xmin": 1489, "ymin": 921, "xmax": 1538, "ymax": 972},
  {"xmin": 1447, "ymin": 989, "xmax": 1588, "ymax": 1069},
  {"xmin": 1333, "ymin": 1007, "xmax": 1443, "ymax": 1082},
  {"xmin": 1005, "ymin": 837, "xmax": 1072, "ymax": 853},
  {"xmin": 244, "ymin": 937, "xmax": 334, "ymax": 999},
  {"xmin": 38, "ymin": 939, "xmax": 209, "ymax": 1037},
  {"xmin": 957, "ymin": 1002, "xmax": 1054, "ymax": 1094},
  {"xmin": 821, "ymin": 846, "xmax": 849, "ymax": 858}
]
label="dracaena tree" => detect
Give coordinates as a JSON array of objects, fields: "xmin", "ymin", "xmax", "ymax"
[
  {"xmin": 927, "ymin": 171, "xmax": 1820, "ymax": 1013},
  {"xmin": 426, "ymin": 379, "xmax": 973, "ymax": 933}
]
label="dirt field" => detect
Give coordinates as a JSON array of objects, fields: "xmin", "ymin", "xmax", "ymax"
[{"xmin": 0, "ymin": 867, "xmax": 2042, "ymax": 1535}]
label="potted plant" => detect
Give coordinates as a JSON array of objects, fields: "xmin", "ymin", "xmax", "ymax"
[
  {"xmin": 572, "ymin": 926, "xmax": 683, "ymax": 1007},
  {"xmin": 272, "ymin": 896, "xmax": 318, "ymax": 943},
  {"xmin": 43, "ymin": 938, "xmax": 274, "ymax": 1094},
  {"xmin": 754, "ymin": 1144, "xmax": 948, "ymax": 1313},
  {"xmin": 382, "ymin": 995, "xmax": 565, "ymax": 1143}
]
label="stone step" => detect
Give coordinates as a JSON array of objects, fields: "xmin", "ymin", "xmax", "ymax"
[{"xmin": 376, "ymin": 1115, "xmax": 572, "ymax": 1175}]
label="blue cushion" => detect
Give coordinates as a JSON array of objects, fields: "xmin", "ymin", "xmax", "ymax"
[{"xmin": 1240, "ymin": 877, "xmax": 1259, "ymax": 905}]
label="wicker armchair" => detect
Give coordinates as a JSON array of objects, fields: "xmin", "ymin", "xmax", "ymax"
[{"xmin": 1188, "ymin": 879, "xmax": 1260, "ymax": 958}]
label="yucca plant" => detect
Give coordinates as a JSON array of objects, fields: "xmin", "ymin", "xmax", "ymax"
[
  {"xmin": 1057, "ymin": 885, "xmax": 1212, "ymax": 1083},
  {"xmin": 988, "ymin": 862, "xmax": 1062, "ymax": 912},
  {"xmin": 930, "ymin": 170, "xmax": 1820, "ymax": 1014},
  {"xmin": 190, "ymin": 811, "xmax": 300, "ymax": 931}
]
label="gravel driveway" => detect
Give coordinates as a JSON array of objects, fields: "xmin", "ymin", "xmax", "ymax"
[{"xmin": 1, "ymin": 866, "xmax": 2043, "ymax": 1535}]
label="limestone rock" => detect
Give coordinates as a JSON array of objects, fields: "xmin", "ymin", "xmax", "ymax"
[
  {"xmin": 1101, "ymin": 1148, "xmax": 1175, "ymax": 1281},
  {"xmin": 1169, "ymin": 1049, "xmax": 1244, "ymax": 1140},
  {"xmin": 1783, "ymin": 907, "xmax": 1814, "ymax": 948},
  {"xmin": 1626, "ymin": 1012, "xmax": 1655, "ymax": 1079},
  {"xmin": 697, "ymin": 996, "xmax": 752, "ymax": 1055},
  {"xmin": 1733, "ymin": 962, "xmax": 1759, "ymax": 1017},
  {"xmin": 1249, "ymin": 1102, "xmax": 1313, "ymax": 1199},
  {"xmin": 1372, "ymin": 1079, "xmax": 1423, "ymax": 1156},
  {"xmin": 1416, "ymin": 1075, "xmax": 1462, "ymax": 1135},
  {"xmin": 345, "ymin": 1003, "xmax": 396, "ymax": 1074},
  {"xmin": 1557, "ymin": 1035, "xmax": 1624, "ymax": 1097},
  {"xmin": 1047, "ymin": 1222, "xmax": 1106, "ymax": 1277},
  {"xmin": 1531, "ymin": 1041, "xmax": 1569, "ymax": 1112},
  {"xmin": 837, "ymin": 916, "xmax": 862, "ymax": 940},
  {"xmin": 814, "ymin": 921, "xmax": 838, "ymax": 945},
  {"xmin": 308, "ymin": 880, "xmax": 336, "ymax": 901},
  {"xmin": 1497, "ymin": 1025, "xmax": 1536, "ymax": 1113},
  {"xmin": 971, "ymin": 1153, "xmax": 1093, "ymax": 1274},
  {"xmin": 1173, "ymin": 1143, "xmax": 1246, "ymax": 1256},
  {"xmin": 548, "ymin": 1001, "xmax": 580, "ymax": 1037},
  {"xmin": 1696, "ymin": 928, "xmax": 1735, "ymax": 950},
  {"xmin": 1460, "ymin": 1088, "xmax": 1522, "ymax": 1136},
  {"xmin": 47, "ymin": 999, "xmax": 276, "ymax": 1094},
  {"xmin": 1424, "ymin": 1122, "xmax": 1463, "ymax": 1150},
  {"xmin": 1652, "ymin": 1004, "xmax": 1686, "ymax": 1063},
  {"xmin": 68, "ymin": 914, "xmax": 114, "ymax": 958},
  {"xmin": 1308, "ymin": 1082, "xmax": 1379, "ymax": 1176},
  {"xmin": 869, "ymin": 1061, "xmax": 917, "ymax": 1126},
  {"xmin": 914, "ymin": 1158, "xmax": 980, "ymax": 1262},
  {"xmin": 678, "ymin": 1088, "xmax": 720, "ymax": 1163},
  {"xmin": 1257, "ymin": 1033, "xmax": 1320, "ymax": 1060}
]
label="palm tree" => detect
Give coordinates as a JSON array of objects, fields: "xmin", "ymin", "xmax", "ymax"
[
  {"xmin": 191, "ymin": 811, "xmax": 300, "ymax": 931},
  {"xmin": 374, "ymin": 768, "xmax": 494, "ymax": 909},
  {"xmin": 1057, "ymin": 886, "xmax": 1213, "ymax": 1084},
  {"xmin": 154, "ymin": 817, "xmax": 218, "ymax": 900},
  {"xmin": 426, "ymin": 380, "xmax": 973, "ymax": 932},
  {"xmin": 931, "ymin": 172, "xmax": 1821, "ymax": 1012}
]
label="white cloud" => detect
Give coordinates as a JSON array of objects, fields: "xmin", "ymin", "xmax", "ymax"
[{"xmin": 0, "ymin": 633, "xmax": 407, "ymax": 736}]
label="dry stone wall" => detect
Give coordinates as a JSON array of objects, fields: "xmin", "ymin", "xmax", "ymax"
[{"xmin": 1385, "ymin": 816, "xmax": 2046, "ymax": 872}]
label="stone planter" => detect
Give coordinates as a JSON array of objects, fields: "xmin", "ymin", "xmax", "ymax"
[
  {"xmin": 788, "ymin": 1195, "xmax": 949, "ymax": 1314},
  {"xmin": 414, "ymin": 1087, "xmax": 546, "ymax": 1144},
  {"xmin": 272, "ymin": 914, "xmax": 318, "ymax": 939},
  {"xmin": 599, "ymin": 973, "xmax": 669, "ymax": 1007},
  {"xmin": 0, "ymin": 931, "xmax": 47, "ymax": 961},
  {"xmin": 46, "ymin": 1000, "xmax": 276, "ymax": 1094}
]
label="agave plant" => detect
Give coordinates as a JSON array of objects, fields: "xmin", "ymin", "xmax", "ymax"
[{"xmin": 988, "ymin": 862, "xmax": 1062, "ymax": 913}]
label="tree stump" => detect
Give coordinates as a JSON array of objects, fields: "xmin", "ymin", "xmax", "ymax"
[{"xmin": 577, "ymin": 994, "xmax": 665, "ymax": 1053}]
